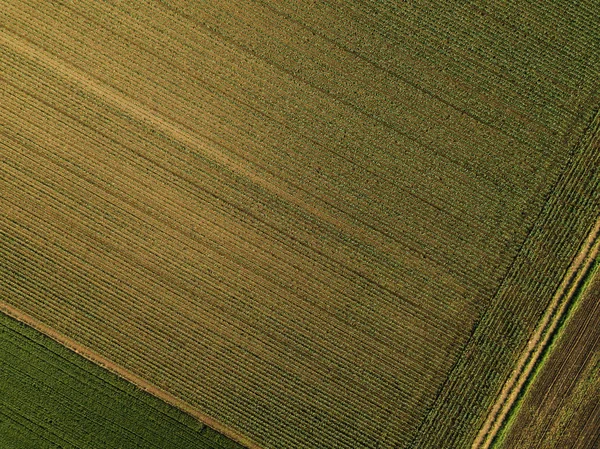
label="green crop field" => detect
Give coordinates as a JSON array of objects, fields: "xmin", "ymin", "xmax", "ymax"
[
  {"xmin": 1, "ymin": 0, "xmax": 599, "ymax": 448},
  {"xmin": 0, "ymin": 311, "xmax": 243, "ymax": 449}
]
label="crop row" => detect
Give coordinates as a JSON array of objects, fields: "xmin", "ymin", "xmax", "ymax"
[
  {"xmin": 0, "ymin": 36, "xmax": 487, "ymax": 347},
  {"xmin": 410, "ymin": 112, "xmax": 600, "ymax": 448},
  {"xmin": 0, "ymin": 310, "xmax": 241, "ymax": 448},
  {"xmin": 2, "ymin": 0, "xmax": 540, "ymax": 239}
]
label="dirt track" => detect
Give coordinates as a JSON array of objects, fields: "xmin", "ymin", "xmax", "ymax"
[
  {"xmin": 0, "ymin": 300, "xmax": 262, "ymax": 449},
  {"xmin": 499, "ymin": 261, "xmax": 600, "ymax": 449},
  {"xmin": 472, "ymin": 216, "xmax": 600, "ymax": 449}
]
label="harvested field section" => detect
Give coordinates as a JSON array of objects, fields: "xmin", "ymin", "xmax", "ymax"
[
  {"xmin": 472, "ymin": 216, "xmax": 600, "ymax": 449},
  {"xmin": 497, "ymin": 261, "xmax": 600, "ymax": 449},
  {"xmin": 1, "ymin": 1, "xmax": 600, "ymax": 448}
]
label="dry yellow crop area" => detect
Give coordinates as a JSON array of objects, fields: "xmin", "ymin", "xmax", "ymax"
[{"xmin": 1, "ymin": 1, "xmax": 599, "ymax": 448}]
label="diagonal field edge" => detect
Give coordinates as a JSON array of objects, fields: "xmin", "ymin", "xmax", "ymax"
[
  {"xmin": 0, "ymin": 301, "xmax": 259, "ymax": 449},
  {"xmin": 472, "ymin": 214, "xmax": 600, "ymax": 449},
  {"xmin": 469, "ymin": 104, "xmax": 600, "ymax": 449},
  {"xmin": 407, "ymin": 98, "xmax": 600, "ymax": 449},
  {"xmin": 409, "ymin": 85, "xmax": 600, "ymax": 448}
]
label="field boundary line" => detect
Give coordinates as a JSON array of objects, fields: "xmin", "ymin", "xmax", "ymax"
[
  {"xmin": 471, "ymin": 214, "xmax": 600, "ymax": 449},
  {"xmin": 407, "ymin": 91, "xmax": 600, "ymax": 449},
  {"xmin": 0, "ymin": 302, "xmax": 260, "ymax": 449}
]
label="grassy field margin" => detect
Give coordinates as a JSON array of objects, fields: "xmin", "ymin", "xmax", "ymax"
[
  {"xmin": 472, "ymin": 215, "xmax": 600, "ymax": 449},
  {"xmin": 491, "ymin": 257, "xmax": 600, "ymax": 448}
]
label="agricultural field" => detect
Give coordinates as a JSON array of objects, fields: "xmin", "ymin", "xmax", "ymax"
[
  {"xmin": 472, "ymin": 214, "xmax": 600, "ymax": 449},
  {"xmin": 0, "ymin": 1, "xmax": 599, "ymax": 448},
  {"xmin": 495, "ymin": 260, "xmax": 600, "ymax": 449},
  {"xmin": 0, "ymin": 309, "xmax": 243, "ymax": 449}
]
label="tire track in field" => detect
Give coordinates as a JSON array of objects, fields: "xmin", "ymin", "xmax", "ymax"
[
  {"xmin": 0, "ymin": 25, "xmax": 370, "ymax": 250},
  {"xmin": 1, "ymin": 25, "xmax": 470, "ymax": 310},
  {"xmin": 472, "ymin": 214, "xmax": 600, "ymax": 449}
]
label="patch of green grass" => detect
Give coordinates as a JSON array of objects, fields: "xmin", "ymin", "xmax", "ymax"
[{"xmin": 0, "ymin": 312, "xmax": 244, "ymax": 449}]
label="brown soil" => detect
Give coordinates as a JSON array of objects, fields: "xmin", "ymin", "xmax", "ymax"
[{"xmin": 472, "ymin": 216, "xmax": 600, "ymax": 449}]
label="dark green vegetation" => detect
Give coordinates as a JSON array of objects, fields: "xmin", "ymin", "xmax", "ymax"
[{"xmin": 0, "ymin": 311, "xmax": 243, "ymax": 449}]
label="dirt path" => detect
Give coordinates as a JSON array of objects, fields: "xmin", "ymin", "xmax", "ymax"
[
  {"xmin": 0, "ymin": 300, "xmax": 262, "ymax": 449},
  {"xmin": 471, "ymin": 215, "xmax": 600, "ymax": 449}
]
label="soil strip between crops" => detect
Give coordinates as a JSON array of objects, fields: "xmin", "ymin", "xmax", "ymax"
[
  {"xmin": 0, "ymin": 300, "xmax": 261, "ymax": 449},
  {"xmin": 471, "ymin": 214, "xmax": 600, "ymax": 449}
]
